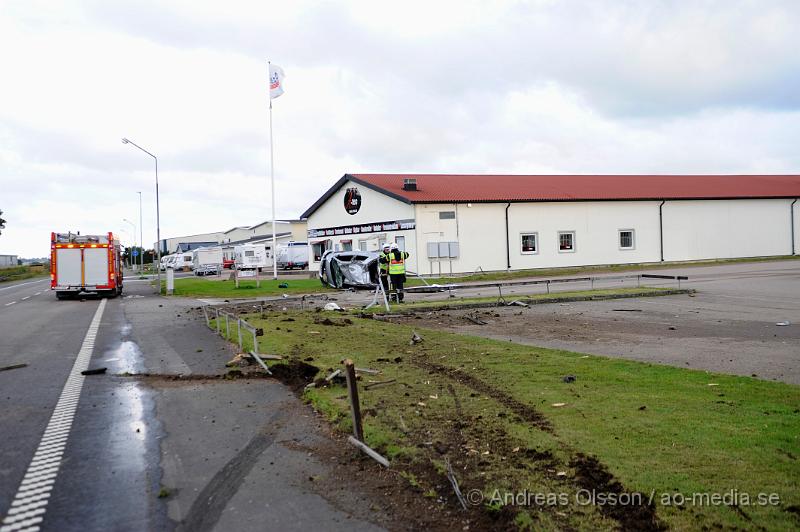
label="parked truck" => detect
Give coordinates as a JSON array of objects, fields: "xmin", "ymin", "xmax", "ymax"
[
  {"xmin": 50, "ymin": 232, "xmax": 123, "ymax": 299},
  {"xmin": 276, "ymin": 241, "xmax": 309, "ymax": 270}
]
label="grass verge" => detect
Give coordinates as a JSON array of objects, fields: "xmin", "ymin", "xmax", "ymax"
[
  {"xmin": 212, "ymin": 309, "xmax": 800, "ymax": 530},
  {"xmin": 165, "ymin": 276, "xmax": 325, "ymax": 298},
  {"xmin": 0, "ymin": 265, "xmax": 48, "ymax": 283}
]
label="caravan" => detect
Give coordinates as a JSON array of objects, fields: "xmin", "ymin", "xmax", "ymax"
[
  {"xmin": 234, "ymin": 244, "xmax": 271, "ymax": 271},
  {"xmin": 192, "ymin": 246, "xmax": 224, "ymax": 276},
  {"xmin": 276, "ymin": 241, "xmax": 309, "ymax": 270}
]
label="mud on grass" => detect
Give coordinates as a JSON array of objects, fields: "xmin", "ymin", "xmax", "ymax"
[{"xmin": 222, "ymin": 310, "xmax": 800, "ymax": 531}]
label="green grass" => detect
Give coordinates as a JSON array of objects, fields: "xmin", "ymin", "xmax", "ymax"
[
  {"xmin": 165, "ymin": 276, "xmax": 327, "ymax": 298},
  {"xmin": 0, "ymin": 264, "xmax": 48, "ymax": 283},
  {"xmin": 406, "ymin": 255, "xmax": 800, "ymax": 286},
  {"xmin": 217, "ymin": 310, "xmax": 800, "ymax": 530},
  {"xmin": 359, "ymin": 287, "xmax": 678, "ymax": 313}
]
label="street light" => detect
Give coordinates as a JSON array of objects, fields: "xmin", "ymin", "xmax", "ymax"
[
  {"xmin": 123, "ymin": 218, "xmax": 136, "ymax": 270},
  {"xmin": 137, "ymin": 191, "xmax": 144, "ymax": 273},
  {"xmin": 122, "ymin": 138, "xmax": 161, "ymax": 293}
]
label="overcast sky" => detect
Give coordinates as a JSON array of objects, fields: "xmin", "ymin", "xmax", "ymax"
[{"xmin": 2, "ymin": 0, "xmax": 799, "ymax": 258}]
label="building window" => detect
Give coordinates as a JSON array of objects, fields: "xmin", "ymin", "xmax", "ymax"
[
  {"xmin": 358, "ymin": 240, "xmax": 367, "ymax": 251},
  {"xmin": 312, "ymin": 241, "xmax": 328, "ymax": 261},
  {"xmin": 558, "ymin": 231, "xmax": 575, "ymax": 252},
  {"xmin": 341, "ymin": 240, "xmax": 352, "ymax": 252},
  {"xmin": 439, "ymin": 211, "xmax": 456, "ymax": 220},
  {"xmin": 395, "ymin": 236, "xmax": 406, "ymax": 251},
  {"xmin": 520, "ymin": 233, "xmax": 538, "ymax": 254},
  {"xmin": 619, "ymin": 229, "xmax": 635, "ymax": 250}
]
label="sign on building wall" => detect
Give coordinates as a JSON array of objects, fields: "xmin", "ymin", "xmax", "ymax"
[
  {"xmin": 308, "ymin": 219, "xmax": 416, "ymax": 239},
  {"xmin": 344, "ymin": 187, "xmax": 362, "ymax": 215}
]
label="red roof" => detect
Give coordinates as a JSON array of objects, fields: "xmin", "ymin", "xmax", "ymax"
[{"xmin": 350, "ymin": 173, "xmax": 800, "ymax": 203}]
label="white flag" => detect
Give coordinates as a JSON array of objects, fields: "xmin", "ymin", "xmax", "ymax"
[{"xmin": 269, "ymin": 64, "xmax": 285, "ymax": 99}]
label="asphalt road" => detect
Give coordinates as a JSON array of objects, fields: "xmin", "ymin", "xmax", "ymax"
[{"xmin": 0, "ymin": 277, "xmax": 394, "ymax": 531}]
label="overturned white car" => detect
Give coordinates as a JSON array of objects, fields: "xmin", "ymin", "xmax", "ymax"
[{"xmin": 318, "ymin": 250, "xmax": 380, "ymax": 289}]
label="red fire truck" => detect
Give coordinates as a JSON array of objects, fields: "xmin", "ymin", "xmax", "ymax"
[{"xmin": 50, "ymin": 232, "xmax": 124, "ymax": 299}]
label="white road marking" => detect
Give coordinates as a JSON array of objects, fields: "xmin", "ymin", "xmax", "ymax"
[
  {"xmin": 0, "ymin": 280, "xmax": 48, "ymax": 292},
  {"xmin": 4, "ymin": 302, "xmax": 16, "ymax": 306},
  {"xmin": 1, "ymin": 299, "xmax": 107, "ymax": 532},
  {"xmin": 34, "ymin": 292, "xmax": 42, "ymax": 296},
  {"xmin": 21, "ymin": 297, "xmax": 30, "ymax": 301}
]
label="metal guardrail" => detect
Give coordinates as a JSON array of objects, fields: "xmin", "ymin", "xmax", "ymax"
[
  {"xmin": 403, "ymin": 272, "xmax": 689, "ymax": 294},
  {"xmin": 202, "ymin": 305, "xmax": 273, "ymax": 374}
]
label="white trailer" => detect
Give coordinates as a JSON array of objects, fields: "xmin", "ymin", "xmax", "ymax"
[
  {"xmin": 192, "ymin": 247, "xmax": 224, "ymax": 275},
  {"xmin": 234, "ymin": 244, "xmax": 271, "ymax": 271},
  {"xmin": 276, "ymin": 241, "xmax": 309, "ymax": 270},
  {"xmin": 176, "ymin": 251, "xmax": 193, "ymax": 271}
]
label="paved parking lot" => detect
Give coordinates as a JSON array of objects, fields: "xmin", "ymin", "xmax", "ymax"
[{"xmin": 402, "ymin": 261, "xmax": 800, "ymax": 384}]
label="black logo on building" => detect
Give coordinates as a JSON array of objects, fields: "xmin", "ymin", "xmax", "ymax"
[{"xmin": 344, "ymin": 187, "xmax": 361, "ymax": 215}]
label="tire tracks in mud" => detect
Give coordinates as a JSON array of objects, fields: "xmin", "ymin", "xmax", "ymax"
[{"xmin": 411, "ymin": 356, "xmax": 665, "ymax": 531}]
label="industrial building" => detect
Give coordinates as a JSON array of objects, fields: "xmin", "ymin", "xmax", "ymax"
[
  {"xmin": 158, "ymin": 220, "xmax": 307, "ymax": 255},
  {"xmin": 301, "ymin": 174, "xmax": 800, "ymax": 275},
  {"xmin": 0, "ymin": 254, "xmax": 19, "ymax": 268}
]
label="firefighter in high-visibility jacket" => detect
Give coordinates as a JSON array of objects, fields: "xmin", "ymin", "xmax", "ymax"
[
  {"xmin": 387, "ymin": 243, "xmax": 410, "ymax": 302},
  {"xmin": 378, "ymin": 243, "xmax": 391, "ymax": 295}
]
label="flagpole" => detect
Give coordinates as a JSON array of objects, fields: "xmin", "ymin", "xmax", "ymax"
[{"xmin": 269, "ymin": 61, "xmax": 278, "ymax": 280}]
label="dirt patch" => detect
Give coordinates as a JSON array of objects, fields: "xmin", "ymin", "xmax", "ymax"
[
  {"xmin": 314, "ymin": 317, "xmax": 353, "ymax": 327},
  {"xmin": 268, "ymin": 359, "xmax": 320, "ymax": 390},
  {"xmin": 570, "ymin": 453, "xmax": 666, "ymax": 531},
  {"xmin": 413, "ymin": 359, "xmax": 553, "ymax": 433}
]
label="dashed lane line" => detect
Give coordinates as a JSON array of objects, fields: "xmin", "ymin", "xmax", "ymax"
[
  {"xmin": 0, "ymin": 280, "xmax": 48, "ymax": 292},
  {"xmin": 4, "ymin": 302, "xmax": 16, "ymax": 306},
  {"xmin": 1, "ymin": 299, "xmax": 107, "ymax": 532},
  {"xmin": 21, "ymin": 297, "xmax": 30, "ymax": 301}
]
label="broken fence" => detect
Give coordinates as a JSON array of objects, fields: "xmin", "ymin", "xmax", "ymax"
[{"xmin": 202, "ymin": 305, "xmax": 274, "ymax": 375}]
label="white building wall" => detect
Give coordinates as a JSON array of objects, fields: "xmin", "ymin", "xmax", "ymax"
[
  {"xmin": 663, "ymin": 199, "xmax": 795, "ymax": 261},
  {"xmin": 794, "ymin": 199, "xmax": 800, "ymax": 255},
  {"xmin": 306, "ymin": 180, "xmax": 416, "ymax": 267},
  {"xmin": 414, "ymin": 201, "xmax": 662, "ymax": 274}
]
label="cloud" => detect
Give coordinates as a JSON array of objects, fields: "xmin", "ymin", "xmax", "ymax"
[{"xmin": 1, "ymin": 0, "xmax": 799, "ymax": 257}]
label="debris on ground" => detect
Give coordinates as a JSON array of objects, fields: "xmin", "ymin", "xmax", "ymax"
[
  {"xmin": 313, "ymin": 317, "xmax": 353, "ymax": 327},
  {"xmin": 0, "ymin": 363, "xmax": 27, "ymax": 372},
  {"xmin": 324, "ymin": 302, "xmax": 343, "ymax": 311},
  {"xmin": 668, "ymin": 326, "xmax": 677, "ymax": 330},
  {"xmin": 507, "ymin": 300, "xmax": 529, "ymax": 307},
  {"xmin": 364, "ymin": 379, "xmax": 397, "ymax": 390},
  {"xmin": 776, "ymin": 321, "xmax": 790, "ymax": 326},
  {"xmin": 612, "ymin": 309, "xmax": 642, "ymax": 312},
  {"xmin": 226, "ymin": 353, "xmax": 252, "ymax": 368},
  {"xmin": 81, "ymin": 367, "xmax": 107, "ymax": 376},
  {"xmin": 464, "ymin": 314, "xmax": 488, "ymax": 325},
  {"xmin": 552, "ymin": 402, "xmax": 567, "ymax": 407},
  {"xmin": 278, "ymin": 283, "xmax": 289, "ymax": 288},
  {"xmin": 410, "ymin": 331, "xmax": 424, "ymax": 345},
  {"xmin": 638, "ymin": 405, "xmax": 647, "ymax": 411},
  {"xmin": 562, "ymin": 375, "xmax": 576, "ymax": 383}
]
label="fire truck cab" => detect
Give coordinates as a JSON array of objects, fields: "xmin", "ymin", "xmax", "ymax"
[{"xmin": 50, "ymin": 232, "xmax": 123, "ymax": 299}]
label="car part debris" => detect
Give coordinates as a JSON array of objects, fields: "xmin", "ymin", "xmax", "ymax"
[
  {"xmin": 0, "ymin": 363, "xmax": 27, "ymax": 372},
  {"xmin": 410, "ymin": 331, "xmax": 423, "ymax": 345},
  {"xmin": 81, "ymin": 367, "xmax": 107, "ymax": 375},
  {"xmin": 776, "ymin": 321, "xmax": 790, "ymax": 326},
  {"xmin": 464, "ymin": 314, "xmax": 488, "ymax": 325},
  {"xmin": 319, "ymin": 250, "xmax": 380, "ymax": 289},
  {"xmin": 507, "ymin": 300, "xmax": 528, "ymax": 307},
  {"xmin": 323, "ymin": 302, "xmax": 343, "ymax": 311},
  {"xmin": 363, "ymin": 379, "xmax": 397, "ymax": 390},
  {"xmin": 562, "ymin": 375, "xmax": 576, "ymax": 383}
]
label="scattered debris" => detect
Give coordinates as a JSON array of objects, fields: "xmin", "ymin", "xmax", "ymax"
[
  {"xmin": 444, "ymin": 457, "xmax": 468, "ymax": 511},
  {"xmin": 81, "ymin": 367, "xmax": 107, "ymax": 376},
  {"xmin": 323, "ymin": 302, "xmax": 343, "ymax": 311},
  {"xmin": 562, "ymin": 375, "xmax": 576, "ymax": 383},
  {"xmin": 551, "ymin": 403, "xmax": 567, "ymax": 407},
  {"xmin": 355, "ymin": 367, "xmax": 380, "ymax": 375},
  {"xmin": 638, "ymin": 405, "xmax": 647, "ymax": 411},
  {"xmin": 668, "ymin": 326, "xmax": 677, "ymax": 330},
  {"xmin": 278, "ymin": 283, "xmax": 289, "ymax": 288},
  {"xmin": 226, "ymin": 353, "xmax": 252, "ymax": 368},
  {"xmin": 410, "ymin": 331, "xmax": 424, "ymax": 345},
  {"xmin": 507, "ymin": 300, "xmax": 529, "ymax": 307},
  {"xmin": 707, "ymin": 383, "xmax": 719, "ymax": 387},
  {"xmin": 347, "ymin": 435, "xmax": 390, "ymax": 467},
  {"xmin": 364, "ymin": 379, "xmax": 397, "ymax": 390},
  {"xmin": 464, "ymin": 314, "xmax": 488, "ymax": 325},
  {"xmin": 0, "ymin": 363, "xmax": 27, "ymax": 372},
  {"xmin": 776, "ymin": 321, "xmax": 790, "ymax": 326}
]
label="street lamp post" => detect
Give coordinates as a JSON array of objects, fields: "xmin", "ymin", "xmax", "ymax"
[
  {"xmin": 122, "ymin": 138, "xmax": 161, "ymax": 294},
  {"xmin": 137, "ymin": 191, "xmax": 144, "ymax": 273},
  {"xmin": 123, "ymin": 218, "xmax": 136, "ymax": 271}
]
